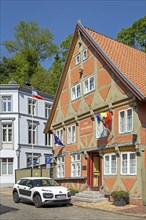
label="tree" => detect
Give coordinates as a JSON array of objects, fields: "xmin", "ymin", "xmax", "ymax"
[
  {"xmin": 2, "ymin": 20, "xmax": 58, "ymax": 79},
  {"xmin": 117, "ymin": 16, "xmax": 146, "ymax": 52},
  {"xmin": 60, "ymin": 34, "xmax": 73, "ymax": 63}
]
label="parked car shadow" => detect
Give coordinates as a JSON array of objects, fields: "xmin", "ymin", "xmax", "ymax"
[{"xmin": 0, "ymin": 204, "xmax": 18, "ymax": 215}]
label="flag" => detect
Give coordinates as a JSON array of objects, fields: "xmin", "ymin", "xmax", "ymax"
[
  {"xmin": 54, "ymin": 134, "xmax": 64, "ymax": 146},
  {"xmin": 96, "ymin": 111, "xmax": 112, "ymax": 127},
  {"xmin": 32, "ymin": 88, "xmax": 44, "ymax": 100}
]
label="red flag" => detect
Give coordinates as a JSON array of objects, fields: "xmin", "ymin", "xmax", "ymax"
[{"xmin": 32, "ymin": 88, "xmax": 44, "ymax": 100}]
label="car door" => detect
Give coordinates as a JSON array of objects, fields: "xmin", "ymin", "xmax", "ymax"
[{"xmin": 18, "ymin": 179, "xmax": 33, "ymax": 200}]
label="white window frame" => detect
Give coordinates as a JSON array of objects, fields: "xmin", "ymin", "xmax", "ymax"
[
  {"xmin": 1, "ymin": 158, "xmax": 13, "ymax": 175},
  {"xmin": 45, "ymin": 133, "xmax": 52, "ymax": 146},
  {"xmin": 67, "ymin": 125, "xmax": 76, "ymax": 144},
  {"xmin": 83, "ymin": 48, "xmax": 88, "ymax": 60},
  {"xmin": 28, "ymin": 99, "xmax": 36, "ymax": 116},
  {"xmin": 119, "ymin": 108, "xmax": 133, "ymax": 133},
  {"xmin": 26, "ymin": 154, "xmax": 40, "ymax": 167},
  {"xmin": 96, "ymin": 120, "xmax": 108, "ymax": 139},
  {"xmin": 2, "ymin": 96, "xmax": 12, "ymax": 112},
  {"xmin": 28, "ymin": 123, "xmax": 37, "ymax": 144},
  {"xmin": 71, "ymin": 153, "xmax": 81, "ymax": 177},
  {"xmin": 83, "ymin": 76, "xmax": 95, "ymax": 94},
  {"xmin": 104, "ymin": 153, "xmax": 117, "ymax": 175},
  {"xmin": 45, "ymin": 103, "xmax": 52, "ymax": 118},
  {"xmin": 2, "ymin": 123, "xmax": 13, "ymax": 143},
  {"xmin": 71, "ymin": 83, "xmax": 81, "ymax": 101},
  {"xmin": 57, "ymin": 156, "xmax": 65, "ymax": 178},
  {"xmin": 75, "ymin": 53, "xmax": 80, "ymax": 65},
  {"xmin": 121, "ymin": 152, "xmax": 136, "ymax": 175},
  {"xmin": 56, "ymin": 128, "xmax": 63, "ymax": 146}
]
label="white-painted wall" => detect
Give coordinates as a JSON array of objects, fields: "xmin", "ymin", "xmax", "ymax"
[{"xmin": 0, "ymin": 83, "xmax": 54, "ymax": 186}]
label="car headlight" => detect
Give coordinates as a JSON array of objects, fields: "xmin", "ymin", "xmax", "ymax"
[{"xmin": 43, "ymin": 193, "xmax": 53, "ymax": 198}]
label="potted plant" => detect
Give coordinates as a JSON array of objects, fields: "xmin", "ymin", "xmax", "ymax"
[
  {"xmin": 69, "ymin": 188, "xmax": 79, "ymax": 196},
  {"xmin": 111, "ymin": 191, "xmax": 129, "ymax": 206}
]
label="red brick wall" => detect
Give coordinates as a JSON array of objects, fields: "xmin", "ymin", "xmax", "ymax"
[
  {"xmin": 60, "ymin": 89, "xmax": 69, "ymax": 106},
  {"xmin": 70, "ymin": 66, "xmax": 81, "ymax": 85},
  {"xmin": 83, "ymin": 56, "xmax": 94, "ymax": 77},
  {"xmin": 97, "ymin": 68, "xmax": 111, "ymax": 88}
]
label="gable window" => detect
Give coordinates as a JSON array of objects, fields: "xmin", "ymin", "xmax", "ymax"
[
  {"xmin": 28, "ymin": 99, "xmax": 36, "ymax": 116},
  {"xmin": 75, "ymin": 53, "xmax": 80, "ymax": 65},
  {"xmin": 67, "ymin": 125, "xmax": 76, "ymax": 144},
  {"xmin": 28, "ymin": 123, "xmax": 37, "ymax": 144},
  {"xmin": 96, "ymin": 120, "xmax": 108, "ymax": 139},
  {"xmin": 104, "ymin": 154, "xmax": 117, "ymax": 175},
  {"xmin": 71, "ymin": 83, "xmax": 81, "ymax": 101},
  {"xmin": 119, "ymin": 108, "xmax": 133, "ymax": 133},
  {"xmin": 1, "ymin": 158, "xmax": 13, "ymax": 175},
  {"xmin": 57, "ymin": 156, "xmax": 65, "ymax": 178},
  {"xmin": 2, "ymin": 96, "xmax": 12, "ymax": 112},
  {"xmin": 83, "ymin": 49, "xmax": 88, "ymax": 60},
  {"xmin": 45, "ymin": 103, "xmax": 52, "ymax": 118},
  {"xmin": 121, "ymin": 152, "xmax": 136, "ymax": 175},
  {"xmin": 71, "ymin": 153, "xmax": 81, "ymax": 177},
  {"xmin": 2, "ymin": 123, "xmax": 12, "ymax": 143},
  {"xmin": 83, "ymin": 76, "xmax": 95, "ymax": 94},
  {"xmin": 56, "ymin": 128, "xmax": 63, "ymax": 145}
]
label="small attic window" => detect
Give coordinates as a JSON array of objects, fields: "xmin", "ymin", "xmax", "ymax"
[
  {"xmin": 75, "ymin": 53, "xmax": 80, "ymax": 65},
  {"xmin": 83, "ymin": 49, "xmax": 88, "ymax": 61}
]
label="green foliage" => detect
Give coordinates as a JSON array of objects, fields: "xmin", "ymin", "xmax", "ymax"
[
  {"xmin": 60, "ymin": 34, "xmax": 73, "ymax": 63},
  {"xmin": 69, "ymin": 188, "xmax": 79, "ymax": 193},
  {"xmin": 0, "ymin": 20, "xmax": 73, "ymax": 95},
  {"xmin": 111, "ymin": 191, "xmax": 129, "ymax": 199},
  {"xmin": 117, "ymin": 16, "xmax": 146, "ymax": 52},
  {"xmin": 3, "ymin": 20, "xmax": 58, "ymax": 61}
]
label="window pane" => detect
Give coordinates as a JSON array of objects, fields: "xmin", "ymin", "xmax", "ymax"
[
  {"xmin": 127, "ymin": 109, "xmax": 132, "ymax": 131},
  {"xmin": 120, "ymin": 111, "xmax": 125, "ymax": 132},
  {"xmin": 122, "ymin": 154, "xmax": 127, "ymax": 174},
  {"xmin": 71, "ymin": 87, "xmax": 76, "ymax": 100},
  {"xmin": 8, "ymin": 163, "xmax": 13, "ymax": 174},
  {"xmin": 8, "ymin": 128, "xmax": 12, "ymax": 141},
  {"xmin": 77, "ymin": 84, "xmax": 81, "ymax": 97},
  {"xmin": 104, "ymin": 155, "xmax": 109, "ymax": 174},
  {"xmin": 76, "ymin": 163, "xmax": 81, "ymax": 176},
  {"xmin": 90, "ymin": 77, "xmax": 94, "ymax": 90},
  {"xmin": 2, "ymin": 163, "xmax": 7, "ymax": 174},
  {"xmin": 84, "ymin": 80, "xmax": 88, "ymax": 93},
  {"xmin": 130, "ymin": 153, "xmax": 136, "ymax": 174},
  {"xmin": 111, "ymin": 155, "xmax": 116, "ymax": 174}
]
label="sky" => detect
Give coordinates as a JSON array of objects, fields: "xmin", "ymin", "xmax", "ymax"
[{"xmin": 0, "ymin": 0, "xmax": 146, "ymax": 68}]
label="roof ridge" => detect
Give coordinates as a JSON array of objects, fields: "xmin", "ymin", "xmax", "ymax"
[{"xmin": 84, "ymin": 26, "xmax": 146, "ymax": 55}]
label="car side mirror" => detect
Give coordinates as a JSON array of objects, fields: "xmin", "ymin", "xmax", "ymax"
[{"xmin": 28, "ymin": 183, "xmax": 33, "ymax": 188}]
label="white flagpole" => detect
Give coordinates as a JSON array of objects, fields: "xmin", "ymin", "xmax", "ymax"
[{"xmin": 32, "ymin": 97, "xmax": 34, "ymax": 169}]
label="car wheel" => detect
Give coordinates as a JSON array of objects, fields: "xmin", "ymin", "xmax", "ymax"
[
  {"xmin": 33, "ymin": 195, "xmax": 42, "ymax": 208},
  {"xmin": 13, "ymin": 191, "xmax": 20, "ymax": 203}
]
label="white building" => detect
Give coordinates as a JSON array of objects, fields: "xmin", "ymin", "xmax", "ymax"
[{"xmin": 0, "ymin": 81, "xmax": 54, "ymax": 186}]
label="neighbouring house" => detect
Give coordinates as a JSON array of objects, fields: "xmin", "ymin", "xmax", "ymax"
[
  {"xmin": 0, "ymin": 81, "xmax": 54, "ymax": 186},
  {"xmin": 44, "ymin": 21, "xmax": 146, "ymax": 205}
]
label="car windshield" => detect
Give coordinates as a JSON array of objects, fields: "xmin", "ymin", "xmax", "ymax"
[{"xmin": 33, "ymin": 179, "xmax": 60, "ymax": 187}]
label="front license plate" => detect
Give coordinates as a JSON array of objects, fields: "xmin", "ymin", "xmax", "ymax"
[{"xmin": 56, "ymin": 195, "xmax": 66, "ymax": 199}]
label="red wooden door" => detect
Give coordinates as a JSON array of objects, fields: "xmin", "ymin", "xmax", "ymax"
[{"xmin": 87, "ymin": 152, "xmax": 102, "ymax": 190}]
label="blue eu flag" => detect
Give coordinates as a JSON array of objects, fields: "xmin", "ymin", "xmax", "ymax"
[{"xmin": 54, "ymin": 135, "xmax": 64, "ymax": 146}]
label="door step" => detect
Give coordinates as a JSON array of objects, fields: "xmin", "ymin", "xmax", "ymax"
[{"xmin": 72, "ymin": 190, "xmax": 108, "ymax": 203}]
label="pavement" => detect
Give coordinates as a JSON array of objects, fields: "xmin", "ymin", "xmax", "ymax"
[{"xmin": 0, "ymin": 187, "xmax": 146, "ymax": 218}]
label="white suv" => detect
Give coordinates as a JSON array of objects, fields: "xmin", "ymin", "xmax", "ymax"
[{"xmin": 12, "ymin": 177, "xmax": 71, "ymax": 208}]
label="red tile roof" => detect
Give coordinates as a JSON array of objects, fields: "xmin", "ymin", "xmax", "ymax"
[{"xmin": 84, "ymin": 27, "xmax": 146, "ymax": 98}]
